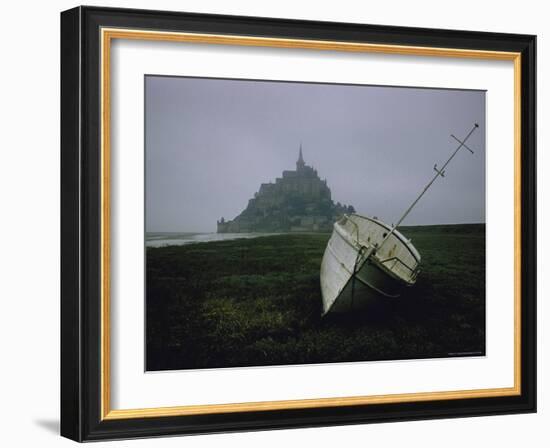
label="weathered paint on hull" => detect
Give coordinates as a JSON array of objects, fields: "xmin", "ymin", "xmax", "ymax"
[{"xmin": 320, "ymin": 214, "xmax": 420, "ymax": 315}]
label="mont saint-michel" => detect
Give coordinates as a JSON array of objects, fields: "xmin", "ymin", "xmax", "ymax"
[{"xmin": 217, "ymin": 146, "xmax": 355, "ymax": 233}]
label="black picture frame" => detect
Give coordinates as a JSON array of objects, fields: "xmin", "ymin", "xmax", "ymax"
[{"xmin": 61, "ymin": 5, "xmax": 536, "ymax": 442}]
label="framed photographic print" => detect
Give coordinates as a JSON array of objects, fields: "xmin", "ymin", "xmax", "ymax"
[{"xmin": 60, "ymin": 6, "xmax": 536, "ymax": 442}]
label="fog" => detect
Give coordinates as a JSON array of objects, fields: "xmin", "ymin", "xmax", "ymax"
[{"xmin": 145, "ymin": 76, "xmax": 485, "ymax": 232}]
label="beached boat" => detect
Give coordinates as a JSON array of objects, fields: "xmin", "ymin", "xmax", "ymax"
[
  {"xmin": 320, "ymin": 214, "xmax": 420, "ymax": 314},
  {"xmin": 320, "ymin": 123, "xmax": 479, "ymax": 315}
]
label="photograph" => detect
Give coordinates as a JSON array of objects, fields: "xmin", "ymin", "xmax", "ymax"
[{"xmin": 145, "ymin": 75, "xmax": 486, "ymax": 371}]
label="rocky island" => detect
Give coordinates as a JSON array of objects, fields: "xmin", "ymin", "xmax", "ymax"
[{"xmin": 217, "ymin": 146, "xmax": 354, "ymax": 233}]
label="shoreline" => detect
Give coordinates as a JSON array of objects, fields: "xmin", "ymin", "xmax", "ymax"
[{"xmin": 146, "ymin": 223, "xmax": 486, "ymax": 248}]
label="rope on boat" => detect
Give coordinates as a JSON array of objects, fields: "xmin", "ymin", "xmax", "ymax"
[{"xmin": 350, "ymin": 245, "xmax": 368, "ymax": 310}]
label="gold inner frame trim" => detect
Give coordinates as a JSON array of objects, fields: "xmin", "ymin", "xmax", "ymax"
[{"xmin": 100, "ymin": 27, "xmax": 522, "ymax": 421}]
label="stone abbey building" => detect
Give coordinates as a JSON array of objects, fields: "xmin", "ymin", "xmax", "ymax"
[{"xmin": 217, "ymin": 146, "xmax": 354, "ymax": 233}]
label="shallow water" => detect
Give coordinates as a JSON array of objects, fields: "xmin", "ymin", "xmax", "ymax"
[{"xmin": 146, "ymin": 232, "xmax": 279, "ymax": 247}]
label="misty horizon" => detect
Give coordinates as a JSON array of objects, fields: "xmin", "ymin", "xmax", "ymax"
[{"xmin": 146, "ymin": 76, "xmax": 486, "ymax": 233}]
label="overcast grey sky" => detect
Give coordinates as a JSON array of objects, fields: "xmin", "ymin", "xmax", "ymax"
[{"xmin": 145, "ymin": 76, "xmax": 485, "ymax": 233}]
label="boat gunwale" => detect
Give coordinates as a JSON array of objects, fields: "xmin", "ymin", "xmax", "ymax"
[
  {"xmin": 346, "ymin": 213, "xmax": 421, "ymax": 262},
  {"xmin": 328, "ymin": 221, "xmax": 416, "ymax": 287},
  {"xmin": 332, "ymin": 216, "xmax": 420, "ymax": 283},
  {"xmin": 324, "ymin": 236, "xmax": 405, "ymax": 288}
]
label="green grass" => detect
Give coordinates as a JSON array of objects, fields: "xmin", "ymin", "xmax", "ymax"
[{"xmin": 146, "ymin": 224, "xmax": 485, "ymax": 370}]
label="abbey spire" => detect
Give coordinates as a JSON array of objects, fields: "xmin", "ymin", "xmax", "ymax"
[{"xmin": 297, "ymin": 143, "xmax": 305, "ymax": 171}]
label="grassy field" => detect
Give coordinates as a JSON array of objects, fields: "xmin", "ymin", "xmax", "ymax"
[{"xmin": 146, "ymin": 224, "xmax": 485, "ymax": 371}]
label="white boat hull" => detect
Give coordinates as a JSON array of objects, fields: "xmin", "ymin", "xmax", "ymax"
[{"xmin": 320, "ymin": 214, "xmax": 421, "ymax": 315}]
